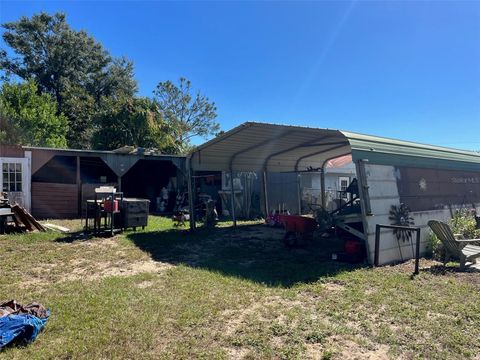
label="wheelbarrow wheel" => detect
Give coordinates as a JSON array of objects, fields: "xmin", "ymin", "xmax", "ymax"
[{"xmin": 284, "ymin": 231, "xmax": 302, "ymax": 247}]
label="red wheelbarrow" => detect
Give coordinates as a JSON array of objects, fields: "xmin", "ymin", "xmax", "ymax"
[{"xmin": 277, "ymin": 214, "xmax": 317, "ymax": 247}]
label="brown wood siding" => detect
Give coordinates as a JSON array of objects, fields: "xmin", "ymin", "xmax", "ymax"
[
  {"xmin": 32, "ymin": 182, "xmax": 78, "ymax": 219},
  {"xmin": 30, "ymin": 149, "xmax": 55, "ymax": 176},
  {"xmin": 0, "ymin": 145, "xmax": 24, "ymax": 158}
]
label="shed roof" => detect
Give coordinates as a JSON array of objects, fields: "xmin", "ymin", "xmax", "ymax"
[
  {"xmin": 190, "ymin": 122, "xmax": 480, "ymax": 172},
  {"xmin": 22, "ymin": 146, "xmax": 185, "ymax": 159},
  {"xmin": 23, "ymin": 146, "xmax": 186, "ymax": 177}
]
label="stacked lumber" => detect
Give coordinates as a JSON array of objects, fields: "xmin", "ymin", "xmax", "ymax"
[
  {"xmin": 11, "ymin": 204, "xmax": 46, "ymax": 232},
  {"xmin": 0, "ymin": 192, "xmax": 46, "ymax": 233}
]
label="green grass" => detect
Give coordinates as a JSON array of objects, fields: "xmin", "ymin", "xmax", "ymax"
[{"xmin": 1, "ymin": 216, "xmax": 479, "ymax": 359}]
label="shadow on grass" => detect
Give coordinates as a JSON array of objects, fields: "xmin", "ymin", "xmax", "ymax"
[
  {"xmin": 127, "ymin": 223, "xmax": 363, "ymax": 287},
  {"xmin": 54, "ymin": 230, "xmax": 115, "ymax": 243},
  {"xmin": 421, "ymin": 263, "xmax": 480, "ymax": 275}
]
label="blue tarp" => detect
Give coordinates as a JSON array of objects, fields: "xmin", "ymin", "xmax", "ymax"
[{"xmin": 0, "ymin": 312, "xmax": 50, "ymax": 349}]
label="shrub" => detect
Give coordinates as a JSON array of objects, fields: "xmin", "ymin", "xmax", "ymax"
[
  {"xmin": 426, "ymin": 229, "xmax": 443, "ymax": 260},
  {"xmin": 450, "ymin": 208, "xmax": 480, "ymax": 239},
  {"xmin": 427, "ymin": 208, "xmax": 480, "ymax": 260}
]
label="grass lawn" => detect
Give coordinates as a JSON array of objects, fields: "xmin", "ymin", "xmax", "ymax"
[{"xmin": 1, "ymin": 216, "xmax": 479, "ymax": 359}]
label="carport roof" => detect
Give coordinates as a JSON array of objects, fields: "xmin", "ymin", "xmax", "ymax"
[{"xmin": 190, "ymin": 122, "xmax": 480, "ymax": 172}]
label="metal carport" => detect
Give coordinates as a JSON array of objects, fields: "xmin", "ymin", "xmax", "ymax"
[
  {"xmin": 188, "ymin": 122, "xmax": 353, "ymax": 227},
  {"xmin": 188, "ymin": 122, "xmax": 480, "ymax": 264}
]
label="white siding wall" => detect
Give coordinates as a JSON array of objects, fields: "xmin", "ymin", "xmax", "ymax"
[
  {"xmin": 364, "ymin": 164, "xmax": 453, "ymax": 265},
  {"xmin": 324, "ymin": 162, "xmax": 357, "ymax": 210}
]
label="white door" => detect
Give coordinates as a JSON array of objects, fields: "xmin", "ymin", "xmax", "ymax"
[
  {"xmin": 0, "ymin": 156, "xmax": 31, "ymax": 211},
  {"xmin": 339, "ymin": 176, "xmax": 350, "ymax": 201}
]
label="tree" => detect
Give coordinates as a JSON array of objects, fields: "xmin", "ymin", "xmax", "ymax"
[
  {"xmin": 60, "ymin": 83, "xmax": 97, "ymax": 148},
  {"xmin": 153, "ymin": 77, "xmax": 220, "ymax": 152},
  {"xmin": 0, "ymin": 12, "xmax": 137, "ymax": 148},
  {"xmin": 91, "ymin": 97, "xmax": 177, "ymax": 152},
  {"xmin": 0, "ymin": 80, "xmax": 68, "ymax": 147}
]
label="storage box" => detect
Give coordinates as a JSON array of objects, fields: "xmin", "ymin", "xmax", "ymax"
[{"xmin": 122, "ymin": 198, "xmax": 150, "ymax": 229}]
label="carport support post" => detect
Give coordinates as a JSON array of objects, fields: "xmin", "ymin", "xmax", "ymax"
[
  {"xmin": 230, "ymin": 170, "xmax": 237, "ymax": 227},
  {"xmin": 76, "ymin": 156, "xmax": 81, "ymax": 217},
  {"xmin": 354, "ymin": 159, "xmax": 373, "ymax": 264},
  {"xmin": 262, "ymin": 171, "xmax": 269, "ymax": 217},
  {"xmin": 117, "ymin": 176, "xmax": 122, "ymax": 192},
  {"xmin": 187, "ymin": 157, "xmax": 196, "ymax": 231},
  {"xmin": 297, "ymin": 172, "xmax": 302, "ymax": 215},
  {"xmin": 320, "ymin": 167, "xmax": 326, "ymax": 208}
]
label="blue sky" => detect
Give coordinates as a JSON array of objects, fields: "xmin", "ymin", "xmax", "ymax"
[{"xmin": 1, "ymin": 1, "xmax": 479, "ymax": 149}]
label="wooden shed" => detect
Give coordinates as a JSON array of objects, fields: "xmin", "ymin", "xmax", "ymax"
[{"xmin": 1, "ymin": 145, "xmax": 186, "ymax": 219}]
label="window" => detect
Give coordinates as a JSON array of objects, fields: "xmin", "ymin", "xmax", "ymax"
[
  {"xmin": 2, "ymin": 163, "xmax": 22, "ymax": 192},
  {"xmin": 339, "ymin": 176, "xmax": 350, "ymax": 200}
]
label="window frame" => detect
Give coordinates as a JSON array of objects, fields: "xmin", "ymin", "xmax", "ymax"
[
  {"xmin": 338, "ymin": 176, "xmax": 350, "ymax": 200},
  {"xmin": 2, "ymin": 161, "xmax": 23, "ymax": 192}
]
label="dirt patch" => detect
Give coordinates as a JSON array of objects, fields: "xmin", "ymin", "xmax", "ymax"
[
  {"xmin": 426, "ymin": 311, "xmax": 455, "ymax": 321},
  {"xmin": 327, "ymin": 336, "xmax": 392, "ymax": 360},
  {"xmin": 381, "ymin": 259, "xmax": 438, "ymax": 274},
  {"xmin": 64, "ymin": 259, "xmax": 173, "ymax": 281},
  {"xmin": 380, "ymin": 259, "xmax": 480, "ymax": 289},
  {"xmin": 80, "ymin": 237, "xmax": 120, "ymax": 249},
  {"xmin": 448, "ymin": 271, "xmax": 480, "ymax": 289},
  {"xmin": 17, "ymin": 236, "xmax": 173, "ymax": 288},
  {"xmin": 222, "ymin": 301, "xmax": 264, "ymax": 336},
  {"xmin": 232, "ymin": 225, "xmax": 284, "ymax": 243},
  {"xmin": 267, "ymin": 295, "xmax": 306, "ymax": 308},
  {"xmin": 323, "ymin": 281, "xmax": 346, "ymax": 292},
  {"xmin": 225, "ymin": 347, "xmax": 250, "ymax": 359},
  {"xmin": 136, "ymin": 280, "xmax": 154, "ymax": 289},
  {"xmin": 18, "ymin": 279, "xmax": 43, "ymax": 289},
  {"xmin": 305, "ymin": 343, "xmax": 324, "ymax": 359},
  {"xmin": 307, "ymin": 335, "xmax": 392, "ymax": 359},
  {"xmin": 222, "ymin": 294, "xmax": 313, "ymax": 339},
  {"xmin": 364, "ymin": 288, "xmax": 377, "ymax": 295}
]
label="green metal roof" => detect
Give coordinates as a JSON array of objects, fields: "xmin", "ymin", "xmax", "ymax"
[{"xmin": 343, "ymin": 131, "xmax": 480, "ymax": 171}]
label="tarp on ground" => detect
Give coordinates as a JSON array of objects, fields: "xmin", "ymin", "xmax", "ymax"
[{"xmin": 0, "ymin": 312, "xmax": 50, "ymax": 349}]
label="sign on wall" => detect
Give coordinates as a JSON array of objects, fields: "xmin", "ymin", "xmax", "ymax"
[{"xmin": 395, "ymin": 167, "xmax": 480, "ymax": 212}]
